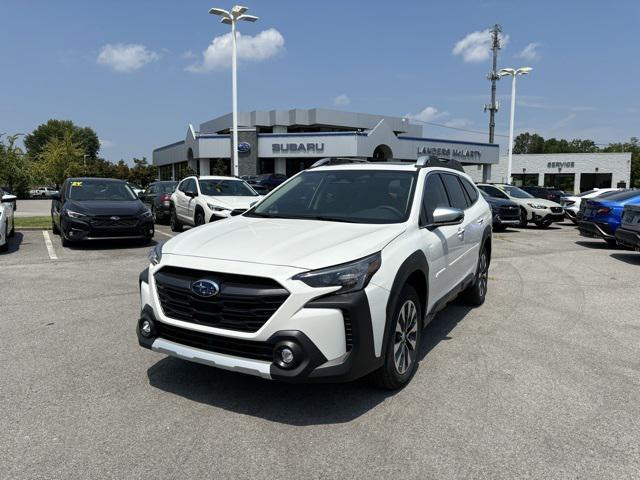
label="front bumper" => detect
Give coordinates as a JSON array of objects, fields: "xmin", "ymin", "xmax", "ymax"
[
  {"xmin": 138, "ymin": 271, "xmax": 382, "ymax": 383},
  {"xmin": 615, "ymin": 227, "xmax": 640, "ymax": 249},
  {"xmin": 62, "ymin": 216, "xmax": 154, "ymax": 241},
  {"xmin": 531, "ymin": 210, "xmax": 564, "ymax": 223}
]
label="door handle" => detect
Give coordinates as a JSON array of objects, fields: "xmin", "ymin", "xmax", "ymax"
[
  {"xmin": 477, "ymin": 218, "xmax": 484, "ymax": 224},
  {"xmin": 457, "ymin": 228, "xmax": 465, "ymax": 240}
]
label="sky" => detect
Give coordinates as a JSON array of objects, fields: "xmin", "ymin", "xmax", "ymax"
[{"xmin": 1, "ymin": 0, "xmax": 639, "ymax": 163}]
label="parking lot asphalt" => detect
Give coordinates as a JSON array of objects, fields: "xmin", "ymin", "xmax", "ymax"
[{"xmin": 1, "ymin": 222, "xmax": 639, "ymax": 479}]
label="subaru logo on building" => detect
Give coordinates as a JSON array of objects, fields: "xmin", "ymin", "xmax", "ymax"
[
  {"xmin": 191, "ymin": 279, "xmax": 220, "ymax": 297},
  {"xmin": 237, "ymin": 142, "xmax": 251, "ymax": 153}
]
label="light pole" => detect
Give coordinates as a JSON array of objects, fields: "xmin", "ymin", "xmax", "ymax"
[
  {"xmin": 499, "ymin": 67, "xmax": 532, "ymax": 184},
  {"xmin": 209, "ymin": 5, "xmax": 258, "ymax": 177}
]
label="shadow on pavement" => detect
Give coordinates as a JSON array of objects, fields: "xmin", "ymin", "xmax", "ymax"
[
  {"xmin": 147, "ymin": 302, "xmax": 473, "ymax": 425},
  {"xmin": 63, "ymin": 238, "xmax": 159, "ymax": 251},
  {"xmin": 0, "ymin": 231, "xmax": 24, "ymax": 254},
  {"xmin": 610, "ymin": 252, "xmax": 640, "ymax": 265},
  {"xmin": 575, "ymin": 240, "xmax": 617, "ymax": 250}
]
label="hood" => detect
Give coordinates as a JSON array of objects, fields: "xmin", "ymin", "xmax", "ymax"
[
  {"xmin": 510, "ymin": 197, "xmax": 561, "ymax": 208},
  {"xmin": 201, "ymin": 195, "xmax": 260, "ymax": 210},
  {"xmin": 163, "ymin": 216, "xmax": 406, "ymax": 270},
  {"xmin": 65, "ymin": 199, "xmax": 146, "ymax": 216},
  {"xmin": 484, "ymin": 196, "xmax": 518, "ymax": 208}
]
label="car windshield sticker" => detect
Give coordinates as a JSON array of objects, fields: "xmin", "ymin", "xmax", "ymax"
[{"xmin": 71, "ymin": 181, "xmax": 83, "ymax": 187}]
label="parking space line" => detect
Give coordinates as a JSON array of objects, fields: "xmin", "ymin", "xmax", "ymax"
[
  {"xmin": 156, "ymin": 230, "xmax": 174, "ymax": 238},
  {"xmin": 42, "ymin": 231, "xmax": 58, "ymax": 260}
]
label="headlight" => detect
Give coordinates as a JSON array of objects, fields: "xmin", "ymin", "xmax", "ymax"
[
  {"xmin": 141, "ymin": 209, "xmax": 153, "ymax": 218},
  {"xmin": 148, "ymin": 241, "xmax": 165, "ymax": 265},
  {"xmin": 528, "ymin": 203, "xmax": 548, "ymax": 209},
  {"xmin": 292, "ymin": 252, "xmax": 381, "ymax": 294},
  {"xmin": 65, "ymin": 209, "xmax": 87, "ymax": 218},
  {"xmin": 207, "ymin": 204, "xmax": 231, "ymax": 212}
]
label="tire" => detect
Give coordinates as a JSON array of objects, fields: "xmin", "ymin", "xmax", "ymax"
[
  {"xmin": 369, "ymin": 285, "xmax": 422, "ymax": 390},
  {"xmin": 194, "ymin": 209, "xmax": 205, "ymax": 227},
  {"xmin": 52, "ymin": 219, "xmax": 60, "ymax": 235},
  {"xmin": 534, "ymin": 220, "xmax": 552, "ymax": 228},
  {"xmin": 493, "ymin": 224, "xmax": 507, "ymax": 232},
  {"xmin": 61, "ymin": 234, "xmax": 72, "ymax": 248},
  {"xmin": 518, "ymin": 208, "xmax": 528, "ymax": 228},
  {"xmin": 170, "ymin": 206, "xmax": 183, "ymax": 232},
  {"xmin": 462, "ymin": 246, "xmax": 490, "ymax": 307},
  {"xmin": 605, "ymin": 239, "xmax": 617, "ymax": 247},
  {"xmin": 9, "ymin": 216, "xmax": 15, "ymax": 237}
]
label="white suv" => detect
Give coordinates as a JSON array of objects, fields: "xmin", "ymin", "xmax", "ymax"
[
  {"xmin": 169, "ymin": 175, "xmax": 261, "ymax": 231},
  {"xmin": 138, "ymin": 158, "xmax": 492, "ymax": 389}
]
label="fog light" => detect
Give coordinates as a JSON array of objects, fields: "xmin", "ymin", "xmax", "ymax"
[
  {"xmin": 280, "ymin": 347, "xmax": 294, "ymax": 365},
  {"xmin": 140, "ymin": 319, "xmax": 152, "ymax": 337}
]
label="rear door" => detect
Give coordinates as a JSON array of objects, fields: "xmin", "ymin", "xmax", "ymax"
[
  {"xmin": 186, "ymin": 178, "xmax": 199, "ymax": 220},
  {"xmin": 175, "ymin": 179, "xmax": 189, "ymax": 220}
]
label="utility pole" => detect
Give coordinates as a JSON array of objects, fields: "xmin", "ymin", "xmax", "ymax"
[
  {"xmin": 482, "ymin": 24, "xmax": 502, "ymax": 183},
  {"xmin": 485, "ymin": 24, "xmax": 502, "ymax": 144}
]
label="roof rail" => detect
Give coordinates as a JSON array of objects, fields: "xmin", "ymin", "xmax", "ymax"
[
  {"xmin": 416, "ymin": 155, "xmax": 464, "ymax": 172},
  {"xmin": 310, "ymin": 157, "xmax": 369, "ymax": 169}
]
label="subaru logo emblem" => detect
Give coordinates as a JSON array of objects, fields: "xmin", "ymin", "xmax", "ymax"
[
  {"xmin": 110, "ymin": 216, "xmax": 120, "ymax": 221},
  {"xmin": 191, "ymin": 279, "xmax": 220, "ymax": 297},
  {"xmin": 237, "ymin": 141, "xmax": 251, "ymax": 153}
]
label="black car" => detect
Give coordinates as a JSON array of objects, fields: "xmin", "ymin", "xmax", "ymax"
[
  {"xmin": 520, "ymin": 186, "xmax": 565, "ymax": 203},
  {"xmin": 51, "ymin": 178, "xmax": 154, "ymax": 247},
  {"xmin": 479, "ymin": 190, "xmax": 521, "ymax": 231},
  {"xmin": 138, "ymin": 181, "xmax": 178, "ymax": 224},
  {"xmin": 249, "ymin": 173, "xmax": 287, "ymax": 191}
]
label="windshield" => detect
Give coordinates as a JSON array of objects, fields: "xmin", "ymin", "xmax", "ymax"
[
  {"xmin": 503, "ymin": 186, "xmax": 534, "ymax": 199},
  {"xmin": 68, "ymin": 180, "xmax": 137, "ymax": 201},
  {"xmin": 199, "ymin": 179, "xmax": 258, "ymax": 197},
  {"xmin": 247, "ymin": 169, "xmax": 417, "ymax": 224}
]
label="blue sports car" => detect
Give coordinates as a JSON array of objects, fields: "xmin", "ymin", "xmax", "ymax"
[{"xmin": 578, "ymin": 189, "xmax": 640, "ymax": 246}]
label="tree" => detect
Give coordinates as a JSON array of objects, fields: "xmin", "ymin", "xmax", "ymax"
[
  {"xmin": 0, "ymin": 134, "xmax": 33, "ymax": 197},
  {"xmin": 37, "ymin": 132, "xmax": 84, "ymax": 186},
  {"xmin": 603, "ymin": 137, "xmax": 640, "ymax": 187},
  {"xmin": 24, "ymin": 119, "xmax": 100, "ymax": 159},
  {"xmin": 128, "ymin": 157, "xmax": 157, "ymax": 187},
  {"xmin": 513, "ymin": 132, "xmax": 545, "ymax": 154}
]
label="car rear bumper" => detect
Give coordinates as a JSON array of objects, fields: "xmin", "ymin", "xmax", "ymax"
[
  {"xmin": 615, "ymin": 227, "xmax": 640, "ymax": 249},
  {"xmin": 578, "ymin": 220, "xmax": 615, "ymax": 240}
]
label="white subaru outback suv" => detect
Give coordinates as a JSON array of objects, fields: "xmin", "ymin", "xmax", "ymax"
[
  {"xmin": 169, "ymin": 175, "xmax": 261, "ymax": 231},
  {"xmin": 138, "ymin": 157, "xmax": 492, "ymax": 389}
]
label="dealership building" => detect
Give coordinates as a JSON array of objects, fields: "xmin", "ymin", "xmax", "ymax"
[
  {"xmin": 464, "ymin": 152, "xmax": 632, "ymax": 193},
  {"xmin": 152, "ymin": 108, "xmax": 500, "ymax": 179}
]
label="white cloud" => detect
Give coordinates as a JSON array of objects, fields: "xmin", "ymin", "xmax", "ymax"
[
  {"xmin": 406, "ymin": 106, "xmax": 448, "ymax": 123},
  {"xmin": 551, "ymin": 113, "xmax": 577, "ymax": 129},
  {"xmin": 99, "ymin": 138, "xmax": 114, "ymax": 148},
  {"xmin": 333, "ymin": 94, "xmax": 351, "ymax": 106},
  {"xmin": 517, "ymin": 42, "xmax": 541, "ymax": 61},
  {"xmin": 187, "ymin": 28, "xmax": 285, "ymax": 73},
  {"xmin": 444, "ymin": 118, "xmax": 473, "ymax": 128},
  {"xmin": 452, "ymin": 29, "xmax": 509, "ymax": 63},
  {"xmin": 97, "ymin": 43, "xmax": 160, "ymax": 73},
  {"xmin": 181, "ymin": 50, "xmax": 196, "ymax": 60}
]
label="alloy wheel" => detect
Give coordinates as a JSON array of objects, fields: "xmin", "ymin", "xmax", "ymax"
[
  {"xmin": 478, "ymin": 251, "xmax": 488, "ymax": 297},
  {"xmin": 393, "ymin": 300, "xmax": 418, "ymax": 375}
]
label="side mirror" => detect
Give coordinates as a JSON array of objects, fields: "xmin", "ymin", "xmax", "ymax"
[
  {"xmin": 185, "ymin": 190, "xmax": 196, "ymax": 198},
  {"xmin": 427, "ymin": 207, "xmax": 464, "ymax": 229},
  {"xmin": 1, "ymin": 194, "xmax": 17, "ymax": 203},
  {"xmin": 137, "ymin": 191, "xmax": 144, "ymax": 199},
  {"xmin": 50, "ymin": 193, "xmax": 61, "ymax": 201}
]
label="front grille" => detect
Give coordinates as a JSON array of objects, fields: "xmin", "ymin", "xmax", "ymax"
[
  {"xmin": 550, "ymin": 207, "xmax": 563, "ymax": 214},
  {"xmin": 230, "ymin": 209, "xmax": 246, "ymax": 216},
  {"xmin": 498, "ymin": 205, "xmax": 520, "ymax": 219},
  {"xmin": 90, "ymin": 215, "xmax": 139, "ymax": 228},
  {"xmin": 154, "ymin": 266, "xmax": 289, "ymax": 332},
  {"xmin": 155, "ymin": 321, "xmax": 273, "ymax": 361}
]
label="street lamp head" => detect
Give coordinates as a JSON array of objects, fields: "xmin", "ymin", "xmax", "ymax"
[
  {"xmin": 516, "ymin": 67, "xmax": 533, "ymax": 76},
  {"xmin": 498, "ymin": 68, "xmax": 516, "ymax": 77},
  {"xmin": 231, "ymin": 5, "xmax": 249, "ymax": 16},
  {"xmin": 209, "ymin": 7, "xmax": 230, "ymax": 18},
  {"xmin": 220, "ymin": 17, "xmax": 232, "ymax": 25},
  {"xmin": 238, "ymin": 14, "xmax": 258, "ymax": 22}
]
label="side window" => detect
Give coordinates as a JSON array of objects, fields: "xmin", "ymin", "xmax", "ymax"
[
  {"xmin": 178, "ymin": 180, "xmax": 187, "ymax": 193},
  {"xmin": 460, "ymin": 177, "xmax": 479, "ymax": 204},
  {"xmin": 441, "ymin": 173, "xmax": 469, "ymax": 209},
  {"xmin": 422, "ymin": 174, "xmax": 450, "ymax": 224},
  {"xmin": 480, "ymin": 185, "xmax": 507, "ymax": 199},
  {"xmin": 185, "ymin": 179, "xmax": 196, "ymax": 193}
]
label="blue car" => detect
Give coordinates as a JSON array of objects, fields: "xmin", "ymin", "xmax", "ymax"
[{"xmin": 578, "ymin": 189, "xmax": 640, "ymax": 246}]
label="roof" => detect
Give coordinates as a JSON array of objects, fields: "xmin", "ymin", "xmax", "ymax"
[
  {"xmin": 193, "ymin": 175, "xmax": 243, "ymax": 181},
  {"xmin": 67, "ymin": 177, "xmax": 125, "ymax": 183}
]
